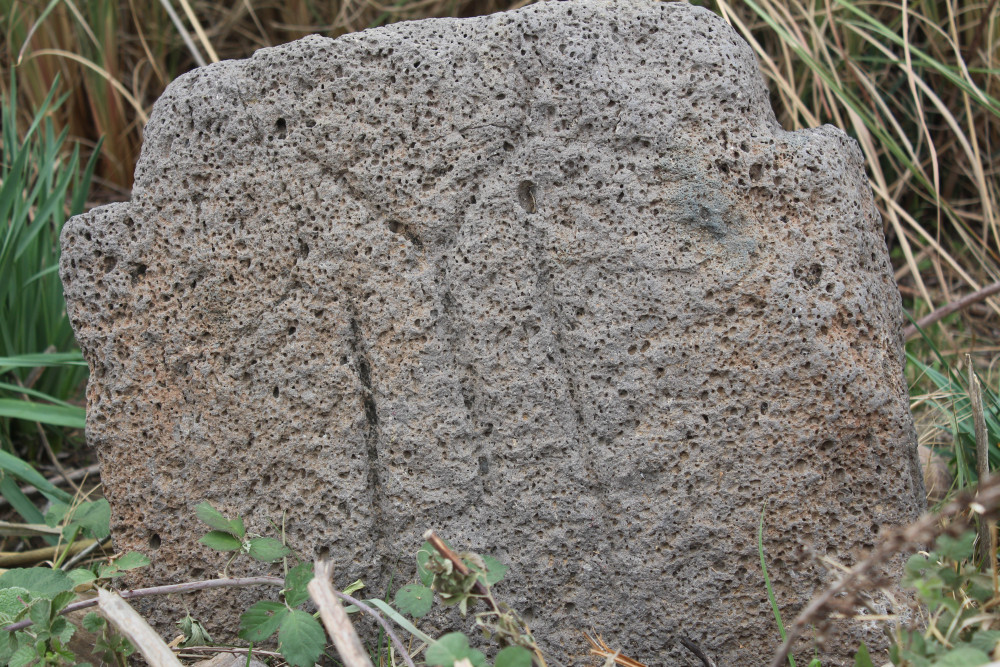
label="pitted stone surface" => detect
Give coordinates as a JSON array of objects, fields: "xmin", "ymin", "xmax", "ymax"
[{"xmin": 61, "ymin": 1, "xmax": 925, "ymax": 663}]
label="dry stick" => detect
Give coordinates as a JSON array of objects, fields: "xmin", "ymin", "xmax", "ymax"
[
  {"xmin": 903, "ymin": 280, "xmax": 1000, "ymax": 340},
  {"xmin": 678, "ymin": 637, "xmax": 717, "ymax": 667},
  {"xmin": 98, "ymin": 588, "xmax": 184, "ymax": 667},
  {"xmin": 308, "ymin": 560, "xmax": 375, "ymax": 667},
  {"xmin": 332, "ymin": 590, "xmax": 419, "ymax": 667},
  {"xmin": 768, "ymin": 476, "xmax": 1000, "ymax": 667},
  {"xmin": 970, "ymin": 356, "xmax": 993, "ymax": 565},
  {"xmin": 0, "ymin": 538, "xmax": 97, "ymax": 568}
]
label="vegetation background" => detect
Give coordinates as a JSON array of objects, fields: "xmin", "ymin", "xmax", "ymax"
[{"xmin": 0, "ymin": 0, "xmax": 998, "ymax": 664}]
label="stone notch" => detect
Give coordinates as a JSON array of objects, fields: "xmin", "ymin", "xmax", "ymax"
[{"xmin": 61, "ymin": 0, "xmax": 925, "ymax": 663}]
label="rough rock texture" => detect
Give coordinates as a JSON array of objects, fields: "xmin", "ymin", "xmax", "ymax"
[{"xmin": 61, "ymin": 1, "xmax": 926, "ymax": 663}]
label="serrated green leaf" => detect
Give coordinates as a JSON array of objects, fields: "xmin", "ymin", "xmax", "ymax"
[
  {"xmin": 278, "ymin": 609, "xmax": 326, "ymax": 667},
  {"xmin": 67, "ymin": 568, "xmax": 97, "ymax": 587},
  {"xmin": 29, "ymin": 598, "xmax": 50, "ymax": 629},
  {"xmin": 931, "ymin": 646, "xmax": 990, "ymax": 666},
  {"xmin": 52, "ymin": 615, "xmax": 74, "ymax": 643},
  {"xmin": 284, "ymin": 562, "xmax": 314, "ymax": 608},
  {"xmin": 50, "ymin": 590, "xmax": 76, "ymax": 614},
  {"xmin": 394, "ymin": 583, "xmax": 433, "ymax": 618},
  {"xmin": 9, "ymin": 644, "xmax": 37, "ymax": 667},
  {"xmin": 0, "ymin": 587, "xmax": 29, "ymax": 624},
  {"xmin": 0, "ymin": 568, "xmax": 74, "ymax": 597},
  {"xmin": 969, "ymin": 630, "xmax": 1000, "ymax": 655},
  {"xmin": 113, "ymin": 552, "xmax": 151, "ymax": 571},
  {"xmin": 81, "ymin": 611, "xmax": 105, "ymax": 633},
  {"xmin": 495, "ymin": 645, "xmax": 532, "ymax": 667},
  {"xmin": 199, "ymin": 531, "xmax": 242, "ymax": 551},
  {"xmin": 425, "ymin": 632, "xmax": 486, "ymax": 667},
  {"xmin": 478, "ymin": 554, "xmax": 508, "ymax": 586},
  {"xmin": 247, "ymin": 537, "xmax": 291, "ymax": 562},
  {"xmin": 936, "ymin": 532, "xmax": 977, "ymax": 562},
  {"xmin": 194, "ymin": 502, "xmax": 244, "ymax": 537},
  {"xmin": 238, "ymin": 601, "xmax": 288, "ymax": 642}
]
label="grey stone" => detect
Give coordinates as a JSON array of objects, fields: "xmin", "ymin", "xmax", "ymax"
[{"xmin": 61, "ymin": 0, "xmax": 925, "ymax": 664}]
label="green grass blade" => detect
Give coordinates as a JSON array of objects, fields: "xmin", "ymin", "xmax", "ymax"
[
  {"xmin": 0, "ymin": 449, "xmax": 72, "ymax": 504},
  {"xmin": 0, "ymin": 398, "xmax": 86, "ymax": 430},
  {"xmin": 760, "ymin": 504, "xmax": 796, "ymax": 667},
  {"xmin": 0, "ymin": 352, "xmax": 87, "ymax": 369}
]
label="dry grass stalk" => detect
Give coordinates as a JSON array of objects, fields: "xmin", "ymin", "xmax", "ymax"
[
  {"xmin": 97, "ymin": 587, "xmax": 184, "ymax": 667},
  {"xmin": 308, "ymin": 560, "xmax": 375, "ymax": 667}
]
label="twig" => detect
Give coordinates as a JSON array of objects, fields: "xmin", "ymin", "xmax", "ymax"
[
  {"xmin": 173, "ymin": 646, "xmax": 281, "ymax": 658},
  {"xmin": 769, "ymin": 476, "xmax": 1000, "ymax": 667},
  {"xmin": 309, "ymin": 560, "xmax": 375, "ymax": 667},
  {"xmin": 903, "ymin": 281, "xmax": 1000, "ymax": 340},
  {"xmin": 0, "ymin": 538, "xmax": 99, "ymax": 568},
  {"xmin": 333, "ymin": 590, "xmax": 419, "ymax": 667},
  {"xmin": 61, "ymin": 536, "xmax": 111, "ymax": 570},
  {"xmin": 678, "ymin": 637, "xmax": 717, "ymax": 667},
  {"xmin": 98, "ymin": 588, "xmax": 184, "ymax": 667},
  {"xmin": 11, "ymin": 374, "xmax": 80, "ymax": 494},
  {"xmin": 2, "ymin": 576, "xmax": 285, "ymax": 632},
  {"xmin": 971, "ymin": 357, "xmax": 992, "ymax": 565}
]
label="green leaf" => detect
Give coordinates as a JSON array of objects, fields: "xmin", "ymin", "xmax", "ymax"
[
  {"xmin": 9, "ymin": 644, "xmax": 37, "ymax": 667},
  {"xmin": 50, "ymin": 590, "xmax": 76, "ymax": 614},
  {"xmin": 0, "ymin": 399, "xmax": 85, "ymax": 430},
  {"xmin": 194, "ymin": 502, "xmax": 245, "ymax": 538},
  {"xmin": 969, "ymin": 630, "xmax": 1000, "ymax": 655},
  {"xmin": 238, "ymin": 601, "xmax": 288, "ymax": 642},
  {"xmin": 0, "ymin": 587, "xmax": 29, "ymax": 624},
  {"xmin": 247, "ymin": 537, "xmax": 291, "ymax": 562},
  {"xmin": 342, "ymin": 579, "xmax": 364, "ymax": 596},
  {"xmin": 67, "ymin": 568, "xmax": 96, "ymax": 587},
  {"xmin": 113, "ymin": 552, "xmax": 151, "ymax": 571},
  {"xmin": 853, "ymin": 642, "xmax": 873, "ymax": 667},
  {"xmin": 478, "ymin": 554, "xmax": 508, "ymax": 586},
  {"xmin": 64, "ymin": 499, "xmax": 111, "ymax": 540},
  {"xmin": 81, "ymin": 611, "xmax": 105, "ymax": 633},
  {"xmin": 0, "ymin": 568, "xmax": 74, "ymax": 597},
  {"xmin": 284, "ymin": 562, "xmax": 314, "ymax": 608},
  {"xmin": 394, "ymin": 583, "xmax": 433, "ymax": 618},
  {"xmin": 199, "ymin": 531, "xmax": 242, "ymax": 551},
  {"xmin": 931, "ymin": 646, "xmax": 990, "ymax": 666},
  {"xmin": 44, "ymin": 502, "xmax": 70, "ymax": 528},
  {"xmin": 495, "ymin": 646, "xmax": 532, "ymax": 667},
  {"xmin": 425, "ymin": 632, "xmax": 486, "ymax": 667},
  {"xmin": 277, "ymin": 609, "xmax": 326, "ymax": 667},
  {"xmin": 417, "ymin": 541, "xmax": 436, "ymax": 587},
  {"xmin": 936, "ymin": 532, "xmax": 977, "ymax": 562}
]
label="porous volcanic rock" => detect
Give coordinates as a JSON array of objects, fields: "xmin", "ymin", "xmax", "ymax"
[{"xmin": 61, "ymin": 0, "xmax": 925, "ymax": 663}]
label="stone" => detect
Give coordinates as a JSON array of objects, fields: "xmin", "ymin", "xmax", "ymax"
[{"xmin": 60, "ymin": 0, "xmax": 926, "ymax": 664}]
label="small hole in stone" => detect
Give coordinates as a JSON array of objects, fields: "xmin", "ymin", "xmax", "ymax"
[{"xmin": 149, "ymin": 533, "xmax": 161, "ymax": 549}]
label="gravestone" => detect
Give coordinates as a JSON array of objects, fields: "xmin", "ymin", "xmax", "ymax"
[{"xmin": 61, "ymin": 0, "xmax": 926, "ymax": 663}]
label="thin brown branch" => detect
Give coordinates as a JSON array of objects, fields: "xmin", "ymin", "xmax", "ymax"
[
  {"xmin": 903, "ymin": 281, "xmax": 1000, "ymax": 340},
  {"xmin": 769, "ymin": 476, "xmax": 1000, "ymax": 667},
  {"xmin": 679, "ymin": 637, "xmax": 717, "ymax": 667}
]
